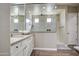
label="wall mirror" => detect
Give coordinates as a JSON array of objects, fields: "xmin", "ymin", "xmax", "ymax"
[{"xmin": 10, "ymin": 4, "xmax": 25, "ymax": 32}]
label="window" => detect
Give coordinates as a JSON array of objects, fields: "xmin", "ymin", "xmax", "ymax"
[
  {"xmin": 34, "ymin": 18, "xmax": 39, "ymax": 23},
  {"xmin": 26, "ymin": 19, "xmax": 30, "ymax": 23},
  {"xmin": 31, "ymin": 15, "xmax": 58, "ymax": 33},
  {"xmin": 47, "ymin": 18, "xmax": 51, "ymax": 23},
  {"xmin": 14, "ymin": 19, "xmax": 18, "ymax": 23}
]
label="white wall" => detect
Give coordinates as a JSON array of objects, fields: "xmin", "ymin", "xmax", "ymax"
[
  {"xmin": 34, "ymin": 33, "xmax": 58, "ymax": 49},
  {"xmin": 0, "ymin": 3, "xmax": 10, "ymax": 56}
]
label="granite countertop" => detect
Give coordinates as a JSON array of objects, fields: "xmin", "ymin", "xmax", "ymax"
[{"xmin": 10, "ymin": 34, "xmax": 32, "ymax": 45}]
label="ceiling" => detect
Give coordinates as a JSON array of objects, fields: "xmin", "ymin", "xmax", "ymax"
[
  {"xmin": 12, "ymin": 3, "xmax": 79, "ymax": 6},
  {"xmin": 11, "ymin": 3, "xmax": 79, "ymax": 16}
]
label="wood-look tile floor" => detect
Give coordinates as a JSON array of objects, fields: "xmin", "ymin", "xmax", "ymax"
[{"xmin": 31, "ymin": 50, "xmax": 79, "ymax": 56}]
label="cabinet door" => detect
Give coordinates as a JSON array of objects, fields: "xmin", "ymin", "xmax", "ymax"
[
  {"xmin": 27, "ymin": 37, "xmax": 34, "ymax": 56},
  {"xmin": 11, "ymin": 42, "xmax": 22, "ymax": 55},
  {"xmin": 22, "ymin": 38, "xmax": 30, "ymax": 56},
  {"xmin": 23, "ymin": 37, "xmax": 34, "ymax": 56},
  {"xmin": 23, "ymin": 46, "xmax": 28, "ymax": 56},
  {"xmin": 15, "ymin": 50, "xmax": 23, "ymax": 56}
]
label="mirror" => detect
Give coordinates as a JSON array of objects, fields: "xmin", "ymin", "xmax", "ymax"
[{"xmin": 10, "ymin": 4, "xmax": 25, "ymax": 32}]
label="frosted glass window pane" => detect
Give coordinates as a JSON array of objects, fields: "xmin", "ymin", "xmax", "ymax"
[
  {"xmin": 35, "ymin": 18, "xmax": 39, "ymax": 23},
  {"xmin": 47, "ymin": 18, "xmax": 51, "ymax": 23},
  {"xmin": 32, "ymin": 15, "xmax": 58, "ymax": 33},
  {"xmin": 26, "ymin": 19, "xmax": 30, "ymax": 23},
  {"xmin": 14, "ymin": 19, "xmax": 18, "ymax": 23}
]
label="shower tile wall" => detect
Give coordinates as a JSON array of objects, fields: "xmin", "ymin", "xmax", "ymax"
[{"xmin": 67, "ymin": 13, "xmax": 77, "ymax": 44}]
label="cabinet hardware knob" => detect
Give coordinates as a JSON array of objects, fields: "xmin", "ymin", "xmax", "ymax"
[{"xmin": 16, "ymin": 46, "xmax": 18, "ymax": 48}]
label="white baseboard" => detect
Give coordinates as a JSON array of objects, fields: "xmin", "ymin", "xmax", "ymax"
[
  {"xmin": 33, "ymin": 48, "xmax": 71, "ymax": 51},
  {"xmin": 57, "ymin": 48, "xmax": 71, "ymax": 50},
  {"xmin": 0, "ymin": 52, "xmax": 9, "ymax": 56},
  {"xmin": 33, "ymin": 48, "xmax": 57, "ymax": 51}
]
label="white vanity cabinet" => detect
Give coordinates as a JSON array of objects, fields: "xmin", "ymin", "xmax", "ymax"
[
  {"xmin": 11, "ymin": 42, "xmax": 23, "ymax": 56},
  {"xmin": 22, "ymin": 37, "xmax": 34, "ymax": 56},
  {"xmin": 10, "ymin": 35, "xmax": 34, "ymax": 56},
  {"xmin": 26, "ymin": 37, "xmax": 34, "ymax": 56}
]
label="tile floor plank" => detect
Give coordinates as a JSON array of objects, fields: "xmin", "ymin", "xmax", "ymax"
[{"xmin": 31, "ymin": 50, "xmax": 79, "ymax": 56}]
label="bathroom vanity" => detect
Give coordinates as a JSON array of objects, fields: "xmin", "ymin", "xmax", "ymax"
[
  {"xmin": 10, "ymin": 34, "xmax": 34, "ymax": 56},
  {"xmin": 10, "ymin": 4, "xmax": 33, "ymax": 56}
]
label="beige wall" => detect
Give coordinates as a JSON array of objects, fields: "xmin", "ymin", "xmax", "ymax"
[
  {"xmin": 0, "ymin": 3, "xmax": 10, "ymax": 56},
  {"xmin": 78, "ymin": 7, "xmax": 79, "ymax": 44}
]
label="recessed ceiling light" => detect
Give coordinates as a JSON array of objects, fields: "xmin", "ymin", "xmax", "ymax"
[
  {"xmin": 55, "ymin": 6, "xmax": 57, "ymax": 9},
  {"xmin": 43, "ymin": 7, "xmax": 46, "ymax": 9}
]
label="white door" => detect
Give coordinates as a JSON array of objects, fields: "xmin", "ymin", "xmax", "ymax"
[{"xmin": 67, "ymin": 13, "xmax": 77, "ymax": 44}]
